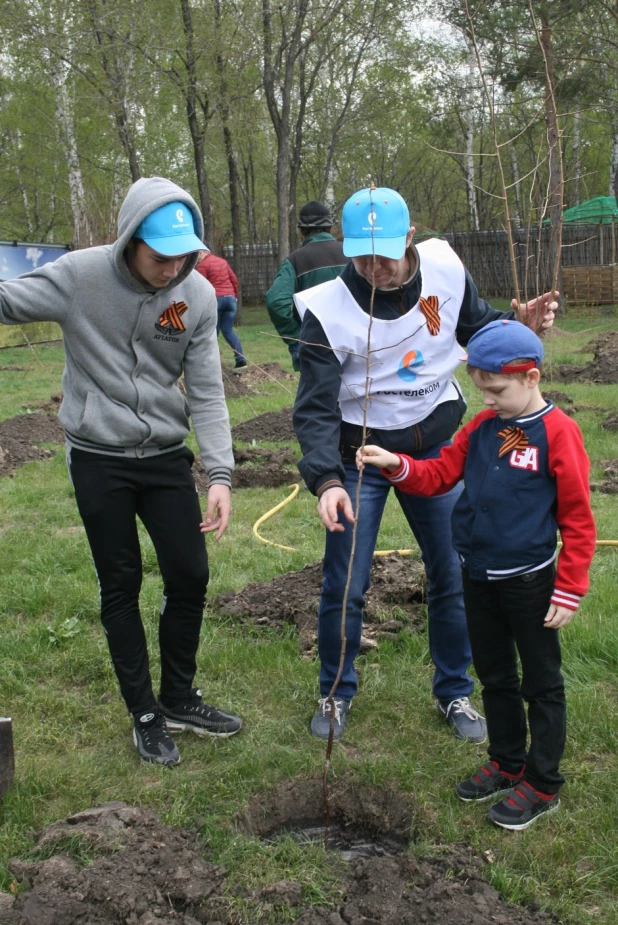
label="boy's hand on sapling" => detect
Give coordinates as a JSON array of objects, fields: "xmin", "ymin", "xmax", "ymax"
[{"xmin": 356, "ymin": 445, "xmax": 401, "ymax": 472}]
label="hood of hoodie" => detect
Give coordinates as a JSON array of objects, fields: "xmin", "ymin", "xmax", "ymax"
[{"xmin": 113, "ymin": 176, "xmax": 204, "ymax": 293}]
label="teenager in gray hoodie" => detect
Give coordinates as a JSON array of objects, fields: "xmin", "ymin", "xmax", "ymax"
[{"xmin": 0, "ymin": 176, "xmax": 242, "ymax": 766}]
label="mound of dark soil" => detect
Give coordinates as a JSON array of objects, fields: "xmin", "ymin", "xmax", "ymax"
[
  {"xmin": 234, "ymin": 361, "xmax": 296, "ymax": 386},
  {"xmin": 34, "ymin": 393, "xmax": 63, "ymax": 412},
  {"xmin": 194, "ymin": 446, "xmax": 299, "ymax": 490},
  {"xmin": 0, "ymin": 412, "xmax": 64, "ymax": 477},
  {"xmin": 557, "ymin": 330, "xmax": 618, "ymax": 383},
  {"xmin": 212, "ymin": 554, "xmax": 427, "ymax": 652},
  {"xmin": 204, "ymin": 362, "xmax": 296, "ymax": 399},
  {"xmin": 231, "ymin": 408, "xmax": 296, "ymax": 443},
  {"xmin": 542, "ymin": 390, "xmax": 576, "ymax": 415},
  {"xmin": 221, "ymin": 367, "xmax": 255, "ymax": 398},
  {"xmin": 0, "ymin": 797, "xmax": 559, "ymax": 925},
  {"xmin": 592, "ymin": 459, "xmax": 618, "ymax": 494},
  {"xmin": 0, "ymin": 802, "xmax": 226, "ymax": 925},
  {"xmin": 231, "ymin": 446, "xmax": 299, "ymax": 488}
]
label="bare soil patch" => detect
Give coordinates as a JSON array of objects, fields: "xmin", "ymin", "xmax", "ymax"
[
  {"xmin": 220, "ymin": 368, "xmax": 255, "ymax": 398},
  {"xmin": 541, "ymin": 390, "xmax": 612, "ymax": 419},
  {"xmin": 0, "ymin": 412, "xmax": 64, "ymax": 477},
  {"xmin": 208, "ymin": 362, "xmax": 296, "ymax": 399},
  {"xmin": 212, "ymin": 554, "xmax": 427, "ymax": 653},
  {"xmin": 557, "ymin": 330, "xmax": 618, "ymax": 383},
  {"xmin": 1, "ymin": 797, "xmax": 559, "ymax": 925},
  {"xmin": 592, "ymin": 459, "xmax": 618, "ymax": 495},
  {"xmin": 234, "ymin": 361, "xmax": 296, "ymax": 386},
  {"xmin": 231, "ymin": 408, "xmax": 296, "ymax": 443},
  {"xmin": 195, "ymin": 446, "xmax": 299, "ymax": 490},
  {"xmin": 34, "ymin": 393, "xmax": 63, "ymax": 412},
  {"xmin": 542, "ymin": 390, "xmax": 576, "ymax": 415},
  {"xmin": 239, "ymin": 777, "xmax": 416, "ymax": 847}
]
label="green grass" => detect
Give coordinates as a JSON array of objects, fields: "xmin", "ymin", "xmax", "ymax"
[{"xmin": 1, "ymin": 307, "xmax": 618, "ymax": 922}]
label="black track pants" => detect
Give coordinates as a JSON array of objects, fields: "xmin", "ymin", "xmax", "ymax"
[
  {"xmin": 68, "ymin": 446, "xmax": 209, "ymax": 716},
  {"xmin": 462, "ymin": 564, "xmax": 566, "ymax": 793}
]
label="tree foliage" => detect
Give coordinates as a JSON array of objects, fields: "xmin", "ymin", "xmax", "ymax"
[{"xmin": 0, "ymin": 0, "xmax": 613, "ymax": 248}]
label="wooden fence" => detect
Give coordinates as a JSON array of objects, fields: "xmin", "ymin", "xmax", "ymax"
[
  {"xmin": 227, "ymin": 223, "xmax": 618, "ymax": 305},
  {"xmin": 224, "ymin": 244, "xmax": 279, "ymax": 306}
]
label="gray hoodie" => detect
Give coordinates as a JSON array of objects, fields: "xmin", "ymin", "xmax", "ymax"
[{"xmin": 0, "ymin": 177, "xmax": 233, "ymax": 484}]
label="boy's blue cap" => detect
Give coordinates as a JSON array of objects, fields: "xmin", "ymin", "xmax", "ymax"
[
  {"xmin": 134, "ymin": 201, "xmax": 206, "ymax": 256},
  {"xmin": 465, "ymin": 319, "xmax": 544, "ymax": 374},
  {"xmin": 342, "ymin": 187, "xmax": 410, "ymax": 259}
]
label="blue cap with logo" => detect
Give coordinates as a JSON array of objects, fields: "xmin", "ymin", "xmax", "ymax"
[
  {"xmin": 134, "ymin": 201, "xmax": 206, "ymax": 256},
  {"xmin": 342, "ymin": 187, "xmax": 410, "ymax": 259},
  {"xmin": 465, "ymin": 319, "xmax": 544, "ymax": 374}
]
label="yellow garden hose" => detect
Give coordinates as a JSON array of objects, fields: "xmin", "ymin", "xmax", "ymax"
[
  {"xmin": 253, "ymin": 486, "xmax": 618, "ymax": 554},
  {"xmin": 252, "ymin": 483, "xmax": 300, "ymax": 551}
]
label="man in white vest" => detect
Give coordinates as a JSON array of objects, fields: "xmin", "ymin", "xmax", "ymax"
[{"xmin": 293, "ymin": 186, "xmax": 557, "ymax": 742}]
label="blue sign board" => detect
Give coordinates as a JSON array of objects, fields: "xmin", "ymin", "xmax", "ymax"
[{"xmin": 0, "ymin": 243, "xmax": 70, "ymax": 281}]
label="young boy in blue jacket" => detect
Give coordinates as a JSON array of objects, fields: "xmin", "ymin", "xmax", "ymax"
[{"xmin": 358, "ymin": 320, "xmax": 596, "ymax": 830}]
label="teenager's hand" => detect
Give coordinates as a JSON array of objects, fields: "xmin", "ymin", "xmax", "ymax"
[
  {"xmin": 357, "ymin": 445, "xmax": 401, "ymax": 472},
  {"xmin": 512, "ymin": 291, "xmax": 558, "ymax": 333},
  {"xmin": 544, "ymin": 603, "xmax": 576, "ymax": 629},
  {"xmin": 200, "ymin": 484, "xmax": 231, "ymax": 540},
  {"xmin": 317, "ymin": 487, "xmax": 355, "ymax": 532}
]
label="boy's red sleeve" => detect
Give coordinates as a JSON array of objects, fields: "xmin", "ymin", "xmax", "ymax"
[
  {"xmin": 384, "ymin": 411, "xmax": 492, "ymax": 495},
  {"xmin": 544, "ymin": 413, "xmax": 596, "ymax": 609}
]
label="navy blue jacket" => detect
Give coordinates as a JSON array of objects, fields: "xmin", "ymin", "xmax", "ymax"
[{"xmin": 387, "ymin": 403, "xmax": 595, "ymax": 609}]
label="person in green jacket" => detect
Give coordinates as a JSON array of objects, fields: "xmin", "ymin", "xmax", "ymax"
[{"xmin": 265, "ymin": 201, "xmax": 347, "ymax": 371}]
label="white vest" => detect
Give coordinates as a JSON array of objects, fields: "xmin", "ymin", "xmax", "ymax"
[{"xmin": 294, "ymin": 239, "xmax": 466, "ymax": 430}]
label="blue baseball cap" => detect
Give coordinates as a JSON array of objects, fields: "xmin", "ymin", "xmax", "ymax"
[
  {"xmin": 134, "ymin": 201, "xmax": 206, "ymax": 256},
  {"xmin": 342, "ymin": 187, "xmax": 410, "ymax": 259},
  {"xmin": 465, "ymin": 319, "xmax": 544, "ymax": 374}
]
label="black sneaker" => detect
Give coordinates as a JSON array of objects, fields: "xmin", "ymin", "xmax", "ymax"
[
  {"xmin": 488, "ymin": 780, "xmax": 560, "ymax": 830},
  {"xmin": 310, "ymin": 698, "xmax": 351, "ymax": 740},
  {"xmin": 234, "ymin": 357, "xmax": 247, "ymax": 369},
  {"xmin": 159, "ymin": 689, "xmax": 243, "ymax": 737},
  {"xmin": 133, "ymin": 710, "xmax": 180, "ymax": 767},
  {"xmin": 456, "ymin": 761, "xmax": 525, "ymax": 802},
  {"xmin": 438, "ymin": 697, "xmax": 487, "ymax": 744}
]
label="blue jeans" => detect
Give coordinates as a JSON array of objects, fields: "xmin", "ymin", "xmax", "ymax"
[
  {"xmin": 216, "ymin": 295, "xmax": 244, "ymax": 360},
  {"xmin": 319, "ymin": 443, "xmax": 473, "ymax": 703}
]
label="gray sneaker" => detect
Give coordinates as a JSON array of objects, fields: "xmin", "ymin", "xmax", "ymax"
[
  {"xmin": 159, "ymin": 689, "xmax": 242, "ymax": 738},
  {"xmin": 438, "ymin": 697, "xmax": 487, "ymax": 744},
  {"xmin": 133, "ymin": 710, "xmax": 180, "ymax": 767},
  {"xmin": 310, "ymin": 698, "xmax": 351, "ymax": 740}
]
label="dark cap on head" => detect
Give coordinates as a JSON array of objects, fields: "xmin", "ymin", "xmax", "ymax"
[{"xmin": 297, "ymin": 200, "xmax": 333, "ymax": 229}]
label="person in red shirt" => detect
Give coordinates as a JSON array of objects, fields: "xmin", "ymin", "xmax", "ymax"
[
  {"xmin": 196, "ymin": 249, "xmax": 246, "ymax": 368},
  {"xmin": 358, "ymin": 320, "xmax": 595, "ymax": 831}
]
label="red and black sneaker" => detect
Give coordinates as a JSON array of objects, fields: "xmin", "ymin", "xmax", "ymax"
[
  {"xmin": 456, "ymin": 760, "xmax": 525, "ymax": 802},
  {"xmin": 488, "ymin": 780, "xmax": 560, "ymax": 830}
]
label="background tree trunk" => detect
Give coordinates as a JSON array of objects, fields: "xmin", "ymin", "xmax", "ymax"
[{"xmin": 49, "ymin": 54, "xmax": 92, "ymax": 246}]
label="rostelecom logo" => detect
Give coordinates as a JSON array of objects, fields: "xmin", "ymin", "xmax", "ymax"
[
  {"xmin": 397, "ymin": 349, "xmax": 424, "ymax": 382},
  {"xmin": 156, "ymin": 300, "xmax": 188, "ymax": 334}
]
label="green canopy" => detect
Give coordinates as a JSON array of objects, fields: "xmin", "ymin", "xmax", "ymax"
[{"xmin": 561, "ymin": 196, "xmax": 618, "ymax": 224}]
